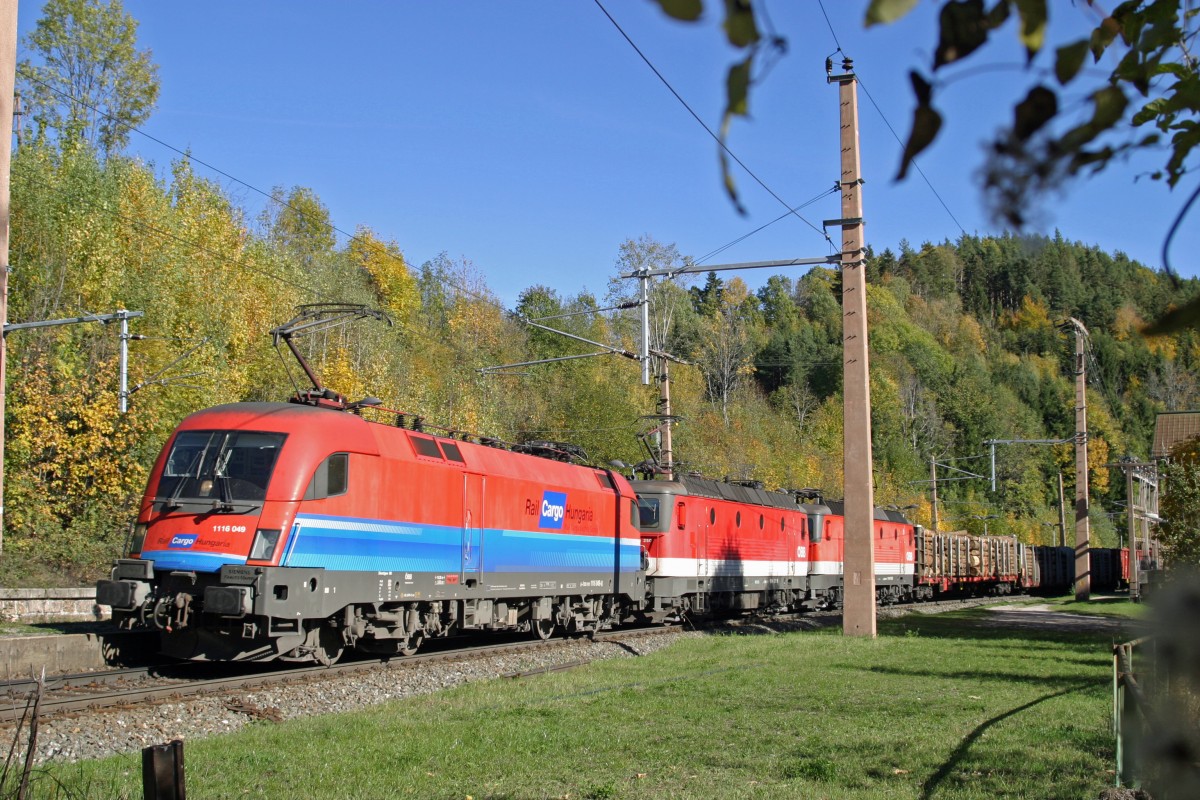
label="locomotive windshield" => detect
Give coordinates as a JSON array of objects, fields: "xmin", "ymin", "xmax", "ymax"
[
  {"xmin": 636, "ymin": 498, "xmax": 660, "ymax": 529},
  {"xmin": 157, "ymin": 430, "xmax": 287, "ymax": 504}
]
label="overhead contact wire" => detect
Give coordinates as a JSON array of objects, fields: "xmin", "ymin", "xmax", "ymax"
[{"xmin": 592, "ymin": 0, "xmax": 833, "ymax": 245}]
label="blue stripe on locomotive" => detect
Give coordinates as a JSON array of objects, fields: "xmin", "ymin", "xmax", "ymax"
[
  {"xmin": 280, "ymin": 513, "xmax": 640, "ymax": 574},
  {"xmin": 139, "ymin": 550, "xmax": 248, "ymax": 572}
]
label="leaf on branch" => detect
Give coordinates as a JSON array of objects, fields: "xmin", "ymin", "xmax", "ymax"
[
  {"xmin": 1013, "ymin": 0, "xmax": 1048, "ymax": 60},
  {"xmin": 1165, "ymin": 122, "xmax": 1200, "ymax": 186},
  {"xmin": 1013, "ymin": 85, "xmax": 1057, "ymax": 141},
  {"xmin": 1054, "ymin": 40, "xmax": 1089, "ymax": 86},
  {"xmin": 726, "ymin": 57, "xmax": 751, "ymax": 117},
  {"xmin": 865, "ymin": 0, "xmax": 919, "ymax": 26},
  {"xmin": 719, "ymin": 110, "xmax": 747, "ymax": 216},
  {"xmin": 898, "ymin": 73, "xmax": 942, "ymax": 180},
  {"xmin": 1090, "ymin": 15, "xmax": 1121, "ymax": 61},
  {"xmin": 934, "ymin": 0, "xmax": 990, "ymax": 69},
  {"xmin": 986, "ymin": 1, "xmax": 1011, "ymax": 29},
  {"xmin": 716, "ymin": 54, "xmax": 753, "ymax": 214},
  {"xmin": 1132, "ymin": 97, "xmax": 1170, "ymax": 127},
  {"xmin": 1091, "ymin": 85, "xmax": 1130, "ymax": 129},
  {"xmin": 1057, "ymin": 85, "xmax": 1128, "ymax": 153},
  {"xmin": 652, "ymin": 0, "xmax": 703, "ymax": 22},
  {"xmin": 722, "ymin": 0, "xmax": 759, "ymax": 48}
]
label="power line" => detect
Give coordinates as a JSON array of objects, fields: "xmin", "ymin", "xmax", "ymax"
[
  {"xmin": 592, "ymin": 0, "xmax": 832, "ymax": 244},
  {"xmin": 814, "ymin": 0, "xmax": 968, "ymax": 237},
  {"xmin": 17, "ymin": 57, "xmax": 844, "ymax": 383},
  {"xmin": 16, "ymin": 69, "xmax": 484, "ymax": 302},
  {"xmin": 694, "ymin": 185, "xmax": 840, "ymax": 265},
  {"xmin": 16, "ymin": 170, "xmax": 323, "ymax": 298},
  {"xmin": 19, "ymin": 51, "xmax": 838, "ymax": 332}
]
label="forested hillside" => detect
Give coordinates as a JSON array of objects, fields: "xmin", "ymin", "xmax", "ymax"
[{"xmin": 3, "ymin": 140, "xmax": 1198, "ymax": 583}]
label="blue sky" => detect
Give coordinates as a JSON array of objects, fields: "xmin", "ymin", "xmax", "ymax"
[{"xmin": 16, "ymin": 1, "xmax": 1199, "ymax": 308}]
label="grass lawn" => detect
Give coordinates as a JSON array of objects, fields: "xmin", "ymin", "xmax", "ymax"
[
  {"xmin": 1035, "ymin": 594, "xmax": 1148, "ymax": 619},
  {"xmin": 32, "ymin": 607, "xmax": 1123, "ymax": 799}
]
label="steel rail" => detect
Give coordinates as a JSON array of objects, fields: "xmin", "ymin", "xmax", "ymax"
[{"xmin": 0, "ymin": 627, "xmax": 676, "ymax": 724}]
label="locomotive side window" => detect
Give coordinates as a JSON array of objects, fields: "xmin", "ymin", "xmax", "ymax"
[
  {"xmin": 808, "ymin": 513, "xmax": 823, "ymax": 542},
  {"xmin": 410, "ymin": 435, "xmax": 443, "ymax": 460},
  {"xmin": 158, "ymin": 430, "xmax": 286, "ymax": 503},
  {"xmin": 305, "ymin": 453, "xmax": 349, "ymax": 500},
  {"xmin": 440, "ymin": 441, "xmax": 465, "ymax": 463}
]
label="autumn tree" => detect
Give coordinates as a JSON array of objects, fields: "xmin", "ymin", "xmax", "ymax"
[
  {"xmin": 19, "ymin": 0, "xmax": 159, "ymax": 153},
  {"xmin": 1157, "ymin": 435, "xmax": 1200, "ymax": 565}
]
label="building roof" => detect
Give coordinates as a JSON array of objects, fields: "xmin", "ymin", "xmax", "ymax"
[{"xmin": 1152, "ymin": 411, "xmax": 1200, "ymax": 458}]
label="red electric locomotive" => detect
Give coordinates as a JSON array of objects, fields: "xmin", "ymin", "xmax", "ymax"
[
  {"xmin": 97, "ymin": 400, "xmax": 646, "ymax": 664},
  {"xmin": 633, "ymin": 476, "xmax": 811, "ymax": 617},
  {"xmin": 630, "ymin": 476, "xmax": 918, "ymax": 615}
]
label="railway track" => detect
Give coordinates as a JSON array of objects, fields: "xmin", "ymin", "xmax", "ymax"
[
  {"xmin": 0, "ymin": 594, "xmax": 1021, "ymax": 726},
  {"xmin": 0, "ymin": 626, "xmax": 680, "ymax": 725}
]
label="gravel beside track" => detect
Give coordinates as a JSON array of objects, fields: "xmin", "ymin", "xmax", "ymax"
[
  {"xmin": 3, "ymin": 596, "xmax": 1097, "ymax": 766},
  {"xmin": 5, "ymin": 629, "xmax": 703, "ymax": 766}
]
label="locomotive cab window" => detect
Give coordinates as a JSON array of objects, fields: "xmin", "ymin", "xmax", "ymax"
[
  {"xmin": 808, "ymin": 513, "xmax": 823, "ymax": 542},
  {"xmin": 158, "ymin": 430, "xmax": 286, "ymax": 503},
  {"xmin": 636, "ymin": 498, "xmax": 661, "ymax": 529},
  {"xmin": 305, "ymin": 453, "xmax": 349, "ymax": 500}
]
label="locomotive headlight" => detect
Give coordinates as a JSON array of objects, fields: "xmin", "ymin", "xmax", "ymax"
[
  {"xmin": 249, "ymin": 528, "xmax": 282, "ymax": 561},
  {"xmin": 127, "ymin": 523, "xmax": 148, "ymax": 556}
]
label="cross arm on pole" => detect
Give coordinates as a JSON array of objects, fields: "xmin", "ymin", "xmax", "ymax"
[{"xmin": 3, "ymin": 310, "xmax": 145, "ymax": 336}]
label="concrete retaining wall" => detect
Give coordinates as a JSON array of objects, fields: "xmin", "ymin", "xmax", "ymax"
[
  {"xmin": 1, "ymin": 633, "xmax": 111, "ymax": 678},
  {"xmin": 0, "ymin": 588, "xmax": 109, "ymax": 622}
]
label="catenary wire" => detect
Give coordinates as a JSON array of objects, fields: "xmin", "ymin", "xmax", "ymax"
[
  {"xmin": 591, "ymin": 0, "xmax": 833, "ymax": 244},
  {"xmin": 17, "ymin": 64, "xmax": 842, "ymax": 368},
  {"xmin": 815, "ymin": 0, "xmax": 968, "ymax": 237},
  {"xmin": 17, "ymin": 170, "xmax": 324, "ymax": 298},
  {"xmin": 19, "ymin": 66, "xmax": 847, "ymax": 362}
]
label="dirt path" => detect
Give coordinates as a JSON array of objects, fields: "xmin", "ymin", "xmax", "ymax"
[{"xmin": 980, "ymin": 602, "xmax": 1143, "ymax": 636}]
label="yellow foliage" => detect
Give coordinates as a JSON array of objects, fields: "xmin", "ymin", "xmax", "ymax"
[
  {"xmin": 349, "ymin": 226, "xmax": 419, "ymax": 326},
  {"xmin": 1112, "ymin": 304, "xmax": 1143, "ymax": 342},
  {"xmin": 1002, "ymin": 295, "xmax": 1053, "ymax": 333}
]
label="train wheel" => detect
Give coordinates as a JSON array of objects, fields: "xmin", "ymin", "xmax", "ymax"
[
  {"xmin": 532, "ymin": 618, "xmax": 556, "ymax": 641},
  {"xmin": 398, "ymin": 633, "xmax": 423, "ymax": 657},
  {"xmin": 308, "ymin": 624, "xmax": 344, "ymax": 666}
]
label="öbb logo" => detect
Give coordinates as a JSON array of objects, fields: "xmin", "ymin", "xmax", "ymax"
[
  {"xmin": 538, "ymin": 491, "xmax": 567, "ymax": 529},
  {"xmin": 168, "ymin": 534, "xmax": 198, "ymax": 549}
]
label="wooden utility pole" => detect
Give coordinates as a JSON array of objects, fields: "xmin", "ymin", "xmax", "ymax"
[
  {"xmin": 1069, "ymin": 318, "xmax": 1091, "ymax": 600},
  {"xmin": 829, "ymin": 57, "xmax": 875, "ymax": 637},
  {"xmin": 0, "ymin": 0, "xmax": 18, "ymax": 553}
]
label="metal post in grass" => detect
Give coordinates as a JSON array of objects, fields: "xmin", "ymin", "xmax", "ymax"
[{"xmin": 142, "ymin": 739, "xmax": 185, "ymax": 800}]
